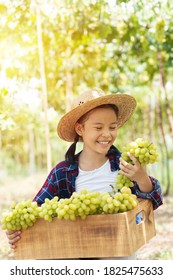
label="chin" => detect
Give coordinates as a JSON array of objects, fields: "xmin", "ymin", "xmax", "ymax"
[{"xmin": 98, "ymin": 146, "xmax": 111, "ymax": 154}]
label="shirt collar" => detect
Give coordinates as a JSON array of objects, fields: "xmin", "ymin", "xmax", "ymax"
[{"xmin": 62, "ymin": 145, "xmax": 121, "ymax": 172}]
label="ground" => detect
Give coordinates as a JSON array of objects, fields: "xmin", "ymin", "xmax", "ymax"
[
  {"xmin": 136, "ymin": 195, "xmax": 173, "ymax": 260},
  {"xmin": 0, "ymin": 174, "xmax": 172, "ymax": 260}
]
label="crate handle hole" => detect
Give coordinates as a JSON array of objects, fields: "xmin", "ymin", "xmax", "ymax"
[{"xmin": 136, "ymin": 210, "xmax": 145, "ymax": 224}]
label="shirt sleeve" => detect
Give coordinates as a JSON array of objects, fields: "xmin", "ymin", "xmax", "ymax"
[
  {"xmin": 134, "ymin": 176, "xmax": 163, "ymax": 210},
  {"xmin": 33, "ymin": 169, "xmax": 57, "ymax": 205}
]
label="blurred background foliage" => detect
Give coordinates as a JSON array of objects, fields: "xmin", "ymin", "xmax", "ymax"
[{"xmin": 0, "ymin": 0, "xmax": 173, "ymax": 195}]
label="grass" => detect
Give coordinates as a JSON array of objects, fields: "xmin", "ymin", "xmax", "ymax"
[{"xmin": 153, "ymin": 250, "xmax": 173, "ymax": 260}]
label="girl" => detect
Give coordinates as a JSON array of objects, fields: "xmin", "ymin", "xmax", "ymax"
[{"xmin": 6, "ymin": 88, "xmax": 163, "ymax": 253}]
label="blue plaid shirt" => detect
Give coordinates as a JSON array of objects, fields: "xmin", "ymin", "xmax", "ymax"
[{"xmin": 33, "ymin": 146, "xmax": 163, "ymax": 210}]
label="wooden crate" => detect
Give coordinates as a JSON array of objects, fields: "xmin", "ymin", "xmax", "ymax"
[{"xmin": 14, "ymin": 199, "xmax": 155, "ymax": 259}]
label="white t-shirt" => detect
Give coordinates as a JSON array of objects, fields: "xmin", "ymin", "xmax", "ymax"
[{"xmin": 75, "ymin": 159, "xmax": 118, "ymax": 193}]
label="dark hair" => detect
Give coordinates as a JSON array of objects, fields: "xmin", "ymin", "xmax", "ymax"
[
  {"xmin": 65, "ymin": 104, "xmax": 119, "ymax": 164},
  {"xmin": 65, "ymin": 134, "xmax": 79, "ymax": 164}
]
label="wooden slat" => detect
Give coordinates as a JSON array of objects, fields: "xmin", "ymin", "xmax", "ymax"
[{"xmin": 14, "ymin": 199, "xmax": 155, "ymax": 259}]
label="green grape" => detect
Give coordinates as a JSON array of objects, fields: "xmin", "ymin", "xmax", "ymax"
[
  {"xmin": 116, "ymin": 172, "xmax": 134, "ymax": 190},
  {"xmin": 119, "ymin": 203, "xmax": 127, "ymax": 212},
  {"xmin": 1, "ymin": 199, "xmax": 40, "ymax": 230},
  {"xmin": 121, "ymin": 138, "xmax": 159, "ymax": 165},
  {"xmin": 114, "ymin": 138, "xmax": 159, "ymax": 191},
  {"xmin": 120, "ymin": 186, "xmax": 132, "ymax": 195},
  {"xmin": 1, "ymin": 187, "xmax": 141, "ymax": 228},
  {"xmin": 123, "ymin": 200, "xmax": 133, "ymax": 210},
  {"xmin": 39, "ymin": 196, "xmax": 59, "ymax": 222}
]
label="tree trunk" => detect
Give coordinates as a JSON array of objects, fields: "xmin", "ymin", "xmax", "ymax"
[
  {"xmin": 148, "ymin": 95, "xmax": 155, "ymax": 143},
  {"xmin": 0, "ymin": 131, "xmax": 2, "ymax": 166},
  {"xmin": 29, "ymin": 128, "xmax": 35, "ymax": 174},
  {"xmin": 157, "ymin": 48, "xmax": 173, "ymax": 142},
  {"xmin": 65, "ymin": 47, "xmax": 73, "ymax": 150},
  {"xmin": 157, "ymin": 90, "xmax": 170, "ymax": 196},
  {"xmin": 36, "ymin": 3, "xmax": 52, "ymax": 172},
  {"xmin": 35, "ymin": 132, "xmax": 42, "ymax": 169},
  {"xmin": 65, "ymin": 47, "xmax": 73, "ymax": 113}
]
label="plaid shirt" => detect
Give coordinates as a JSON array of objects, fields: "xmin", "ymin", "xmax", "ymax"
[{"xmin": 33, "ymin": 146, "xmax": 163, "ymax": 210}]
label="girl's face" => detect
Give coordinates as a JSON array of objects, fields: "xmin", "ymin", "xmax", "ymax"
[{"xmin": 75, "ymin": 107, "xmax": 118, "ymax": 155}]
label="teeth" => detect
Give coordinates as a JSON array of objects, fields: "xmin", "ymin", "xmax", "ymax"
[{"xmin": 99, "ymin": 141, "xmax": 109, "ymax": 144}]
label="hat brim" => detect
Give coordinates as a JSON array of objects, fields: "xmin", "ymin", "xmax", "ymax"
[{"xmin": 57, "ymin": 93, "xmax": 136, "ymax": 142}]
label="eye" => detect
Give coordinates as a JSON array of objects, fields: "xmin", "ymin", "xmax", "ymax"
[
  {"xmin": 94, "ymin": 127, "xmax": 102, "ymax": 130},
  {"xmin": 110, "ymin": 126, "xmax": 117, "ymax": 130}
]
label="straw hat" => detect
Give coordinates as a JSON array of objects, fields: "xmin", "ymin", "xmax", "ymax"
[{"xmin": 57, "ymin": 88, "xmax": 136, "ymax": 142}]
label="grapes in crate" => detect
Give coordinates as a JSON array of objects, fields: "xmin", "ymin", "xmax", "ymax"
[{"xmin": 1, "ymin": 199, "xmax": 39, "ymax": 230}]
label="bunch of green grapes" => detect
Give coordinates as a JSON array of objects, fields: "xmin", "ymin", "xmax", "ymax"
[
  {"xmin": 1, "ymin": 199, "xmax": 39, "ymax": 230},
  {"xmin": 100, "ymin": 187, "xmax": 138, "ymax": 214},
  {"xmin": 115, "ymin": 138, "xmax": 159, "ymax": 190},
  {"xmin": 38, "ymin": 196, "xmax": 59, "ymax": 222},
  {"xmin": 115, "ymin": 173, "xmax": 134, "ymax": 190},
  {"xmin": 39, "ymin": 188, "xmax": 138, "ymax": 222},
  {"xmin": 121, "ymin": 138, "xmax": 159, "ymax": 165},
  {"xmin": 56, "ymin": 189, "xmax": 101, "ymax": 220},
  {"xmin": 54, "ymin": 188, "xmax": 138, "ymax": 219},
  {"xmin": 1, "ymin": 189, "xmax": 139, "ymax": 228}
]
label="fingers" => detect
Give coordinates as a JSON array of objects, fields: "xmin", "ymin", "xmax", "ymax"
[
  {"xmin": 119, "ymin": 160, "xmax": 131, "ymax": 178},
  {"xmin": 6, "ymin": 230, "xmax": 21, "ymax": 240},
  {"xmin": 120, "ymin": 153, "xmax": 139, "ymax": 168},
  {"xmin": 119, "ymin": 157, "xmax": 131, "ymax": 171},
  {"xmin": 6, "ymin": 230, "xmax": 21, "ymax": 249},
  {"xmin": 119, "ymin": 153, "xmax": 144, "ymax": 181},
  {"xmin": 127, "ymin": 152, "xmax": 139, "ymax": 165},
  {"xmin": 119, "ymin": 153, "xmax": 140, "ymax": 178}
]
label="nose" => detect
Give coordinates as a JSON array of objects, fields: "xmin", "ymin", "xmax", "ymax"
[{"xmin": 101, "ymin": 129, "xmax": 111, "ymax": 137}]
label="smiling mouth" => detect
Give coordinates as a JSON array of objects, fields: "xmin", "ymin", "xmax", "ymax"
[{"xmin": 97, "ymin": 141, "xmax": 110, "ymax": 145}]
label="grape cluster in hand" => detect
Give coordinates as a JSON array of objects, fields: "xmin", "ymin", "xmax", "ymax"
[
  {"xmin": 116, "ymin": 138, "xmax": 159, "ymax": 190},
  {"xmin": 121, "ymin": 138, "xmax": 159, "ymax": 165}
]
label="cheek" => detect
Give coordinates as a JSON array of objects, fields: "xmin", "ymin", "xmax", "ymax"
[
  {"xmin": 83, "ymin": 129, "xmax": 98, "ymax": 140},
  {"xmin": 112, "ymin": 130, "xmax": 118, "ymax": 138}
]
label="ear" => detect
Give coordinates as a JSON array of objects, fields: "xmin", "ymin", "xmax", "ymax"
[{"xmin": 75, "ymin": 122, "xmax": 83, "ymax": 136}]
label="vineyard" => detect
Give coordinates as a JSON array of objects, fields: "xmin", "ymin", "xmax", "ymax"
[{"xmin": 0, "ymin": 0, "xmax": 173, "ymax": 261}]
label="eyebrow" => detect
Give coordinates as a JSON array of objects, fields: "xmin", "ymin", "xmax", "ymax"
[{"xmin": 92, "ymin": 121, "xmax": 118, "ymax": 125}]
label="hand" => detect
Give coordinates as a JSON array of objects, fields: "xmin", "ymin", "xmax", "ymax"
[
  {"xmin": 119, "ymin": 152, "xmax": 144, "ymax": 181},
  {"xmin": 6, "ymin": 230, "xmax": 22, "ymax": 249},
  {"xmin": 119, "ymin": 152, "xmax": 153, "ymax": 193}
]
